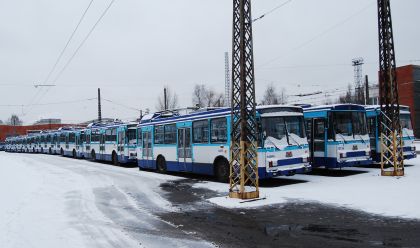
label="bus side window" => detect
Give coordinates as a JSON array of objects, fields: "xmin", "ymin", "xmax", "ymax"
[
  {"xmin": 305, "ymin": 119, "xmax": 312, "ymax": 140},
  {"xmin": 193, "ymin": 120, "xmax": 209, "ymax": 143},
  {"xmin": 137, "ymin": 128, "xmax": 142, "ymax": 145},
  {"xmin": 211, "ymin": 118, "xmax": 227, "ymax": 143}
]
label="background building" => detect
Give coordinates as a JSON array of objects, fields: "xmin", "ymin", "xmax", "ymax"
[
  {"xmin": 396, "ymin": 64, "xmax": 420, "ymax": 137},
  {"xmin": 0, "ymin": 123, "xmax": 71, "ymax": 142}
]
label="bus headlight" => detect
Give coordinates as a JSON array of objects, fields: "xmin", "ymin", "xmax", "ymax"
[
  {"xmin": 412, "ymin": 146, "xmax": 416, "ymax": 151},
  {"xmin": 268, "ymin": 161, "xmax": 274, "ymax": 167},
  {"xmin": 340, "ymin": 153, "xmax": 347, "ymax": 158}
]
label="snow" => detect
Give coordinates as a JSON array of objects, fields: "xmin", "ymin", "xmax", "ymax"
[
  {"xmin": 195, "ymin": 157, "xmax": 420, "ymax": 220},
  {"xmin": 0, "ymin": 152, "xmax": 213, "ymax": 248}
]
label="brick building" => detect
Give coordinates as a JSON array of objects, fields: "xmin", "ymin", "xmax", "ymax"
[
  {"xmin": 0, "ymin": 124, "xmax": 72, "ymax": 142},
  {"xmin": 396, "ymin": 65, "xmax": 420, "ymax": 137}
]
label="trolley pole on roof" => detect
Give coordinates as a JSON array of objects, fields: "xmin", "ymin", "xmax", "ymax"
[
  {"xmin": 229, "ymin": 0, "xmax": 259, "ymax": 199},
  {"xmin": 377, "ymin": 0, "xmax": 404, "ymax": 176},
  {"xmin": 98, "ymin": 88, "xmax": 102, "ymax": 122}
]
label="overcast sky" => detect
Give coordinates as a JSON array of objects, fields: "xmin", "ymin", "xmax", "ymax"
[{"xmin": 0, "ymin": 0, "xmax": 419, "ymax": 124}]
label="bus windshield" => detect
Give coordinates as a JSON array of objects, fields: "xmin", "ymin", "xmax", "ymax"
[
  {"xmin": 400, "ymin": 114, "xmax": 412, "ymax": 130},
  {"xmin": 261, "ymin": 115, "xmax": 306, "ymax": 144},
  {"xmin": 333, "ymin": 111, "xmax": 367, "ymax": 137}
]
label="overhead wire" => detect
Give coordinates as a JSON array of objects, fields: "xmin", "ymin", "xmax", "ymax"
[
  {"xmin": 27, "ymin": 0, "xmax": 116, "ymax": 116},
  {"xmin": 42, "ymin": 0, "xmax": 95, "ymax": 85},
  {"xmin": 257, "ymin": 0, "xmax": 376, "ymax": 69},
  {"xmin": 253, "ymin": 0, "xmax": 292, "ymax": 23}
]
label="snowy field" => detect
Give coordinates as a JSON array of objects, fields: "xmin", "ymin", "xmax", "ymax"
[
  {"xmin": 1, "ymin": 151, "xmax": 420, "ymax": 248},
  {"xmin": 196, "ymin": 156, "xmax": 420, "ymax": 220},
  {"xmin": 0, "ymin": 152, "xmax": 213, "ymax": 248}
]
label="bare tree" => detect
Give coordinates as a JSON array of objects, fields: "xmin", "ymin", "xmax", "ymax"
[
  {"xmin": 192, "ymin": 84, "xmax": 206, "ymax": 108},
  {"xmin": 278, "ymin": 87, "xmax": 288, "ymax": 104},
  {"xmin": 192, "ymin": 84, "xmax": 225, "ymax": 108},
  {"xmin": 213, "ymin": 93, "xmax": 225, "ymax": 107},
  {"xmin": 7, "ymin": 114, "xmax": 22, "ymax": 126},
  {"xmin": 156, "ymin": 86, "xmax": 179, "ymax": 111},
  {"xmin": 261, "ymin": 84, "xmax": 279, "ymax": 105},
  {"xmin": 338, "ymin": 84, "xmax": 354, "ymax": 104}
]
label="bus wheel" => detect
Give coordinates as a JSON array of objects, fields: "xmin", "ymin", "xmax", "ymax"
[
  {"xmin": 112, "ymin": 152, "xmax": 120, "ymax": 166},
  {"xmin": 157, "ymin": 156, "xmax": 167, "ymax": 173},
  {"xmin": 72, "ymin": 150, "xmax": 77, "ymax": 159},
  {"xmin": 91, "ymin": 150, "xmax": 96, "ymax": 161},
  {"xmin": 215, "ymin": 158, "xmax": 229, "ymax": 183}
]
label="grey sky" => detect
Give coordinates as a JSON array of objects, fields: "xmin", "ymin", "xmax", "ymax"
[{"xmin": 0, "ymin": 0, "xmax": 419, "ymax": 124}]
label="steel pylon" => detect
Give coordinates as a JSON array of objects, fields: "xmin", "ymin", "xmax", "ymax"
[
  {"xmin": 229, "ymin": 0, "xmax": 259, "ymax": 199},
  {"xmin": 377, "ymin": 0, "xmax": 404, "ymax": 176}
]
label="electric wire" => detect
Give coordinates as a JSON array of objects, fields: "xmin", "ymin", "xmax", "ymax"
[
  {"xmin": 42, "ymin": 0, "xmax": 95, "ymax": 85},
  {"xmin": 253, "ymin": 0, "xmax": 292, "ymax": 23},
  {"xmin": 52, "ymin": 0, "xmax": 116, "ymax": 83},
  {"xmin": 257, "ymin": 0, "xmax": 376, "ymax": 69},
  {"xmin": 28, "ymin": 0, "xmax": 116, "ymax": 114}
]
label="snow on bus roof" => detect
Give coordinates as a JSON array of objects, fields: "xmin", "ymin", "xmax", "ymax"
[{"xmin": 303, "ymin": 104, "xmax": 365, "ymax": 111}]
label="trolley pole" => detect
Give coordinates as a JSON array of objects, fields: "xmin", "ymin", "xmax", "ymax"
[{"xmin": 229, "ymin": 0, "xmax": 259, "ymax": 199}]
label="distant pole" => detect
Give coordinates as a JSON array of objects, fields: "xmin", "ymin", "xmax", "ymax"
[
  {"xmin": 98, "ymin": 88, "xmax": 102, "ymax": 122},
  {"xmin": 365, "ymin": 75, "xmax": 369, "ymax": 105},
  {"xmin": 164, "ymin": 87, "xmax": 168, "ymax": 110},
  {"xmin": 225, "ymin": 52, "xmax": 231, "ymax": 107},
  {"xmin": 140, "ymin": 109, "xmax": 143, "ymax": 120}
]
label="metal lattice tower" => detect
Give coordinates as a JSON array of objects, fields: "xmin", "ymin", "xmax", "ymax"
[
  {"xmin": 225, "ymin": 52, "xmax": 231, "ymax": 107},
  {"xmin": 378, "ymin": 0, "xmax": 404, "ymax": 176},
  {"xmin": 352, "ymin": 58, "xmax": 364, "ymax": 104},
  {"xmin": 229, "ymin": 0, "xmax": 259, "ymax": 199}
]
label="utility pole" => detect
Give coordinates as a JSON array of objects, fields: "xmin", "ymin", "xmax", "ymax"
[
  {"xmin": 229, "ymin": 0, "xmax": 259, "ymax": 199},
  {"xmin": 225, "ymin": 52, "xmax": 231, "ymax": 107},
  {"xmin": 352, "ymin": 58, "xmax": 364, "ymax": 104},
  {"xmin": 378, "ymin": 0, "xmax": 404, "ymax": 176},
  {"xmin": 164, "ymin": 87, "xmax": 168, "ymax": 111},
  {"xmin": 98, "ymin": 88, "xmax": 102, "ymax": 122},
  {"xmin": 365, "ymin": 75, "xmax": 369, "ymax": 105}
]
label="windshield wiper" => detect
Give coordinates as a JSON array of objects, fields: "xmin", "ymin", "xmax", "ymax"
[
  {"xmin": 357, "ymin": 134, "xmax": 367, "ymax": 144},
  {"xmin": 287, "ymin": 132, "xmax": 303, "ymax": 147},
  {"xmin": 337, "ymin": 133, "xmax": 348, "ymax": 144}
]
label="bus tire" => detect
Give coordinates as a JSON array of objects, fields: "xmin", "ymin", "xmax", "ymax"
[
  {"xmin": 157, "ymin": 156, "xmax": 167, "ymax": 173},
  {"xmin": 72, "ymin": 150, "xmax": 77, "ymax": 159},
  {"xmin": 215, "ymin": 157, "xmax": 229, "ymax": 183},
  {"xmin": 91, "ymin": 150, "xmax": 96, "ymax": 161},
  {"xmin": 112, "ymin": 152, "xmax": 120, "ymax": 166}
]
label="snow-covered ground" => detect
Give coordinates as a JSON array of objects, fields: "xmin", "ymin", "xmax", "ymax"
[
  {"xmin": 1, "ymin": 151, "xmax": 420, "ymax": 248},
  {"xmin": 0, "ymin": 152, "xmax": 213, "ymax": 248},
  {"xmin": 196, "ymin": 157, "xmax": 420, "ymax": 220}
]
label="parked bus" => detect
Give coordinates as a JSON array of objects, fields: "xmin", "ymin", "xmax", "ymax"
[
  {"xmin": 84, "ymin": 122, "xmax": 137, "ymax": 165},
  {"xmin": 137, "ymin": 106, "xmax": 311, "ymax": 182},
  {"xmin": 365, "ymin": 105, "xmax": 416, "ymax": 162},
  {"xmin": 303, "ymin": 104, "xmax": 372, "ymax": 168}
]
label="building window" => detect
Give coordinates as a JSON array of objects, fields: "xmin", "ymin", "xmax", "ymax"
[
  {"xmin": 211, "ymin": 118, "xmax": 227, "ymax": 143},
  {"xmin": 193, "ymin": 120, "xmax": 209, "ymax": 143}
]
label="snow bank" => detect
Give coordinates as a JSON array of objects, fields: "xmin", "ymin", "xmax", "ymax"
[{"xmin": 195, "ymin": 158, "xmax": 420, "ymax": 219}]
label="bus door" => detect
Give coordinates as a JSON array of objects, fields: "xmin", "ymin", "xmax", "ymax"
[
  {"xmin": 177, "ymin": 128, "xmax": 192, "ymax": 171},
  {"xmin": 99, "ymin": 133, "xmax": 105, "ymax": 160},
  {"xmin": 142, "ymin": 131, "xmax": 153, "ymax": 168},
  {"xmin": 312, "ymin": 118, "xmax": 326, "ymax": 165},
  {"xmin": 117, "ymin": 130, "xmax": 126, "ymax": 161}
]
